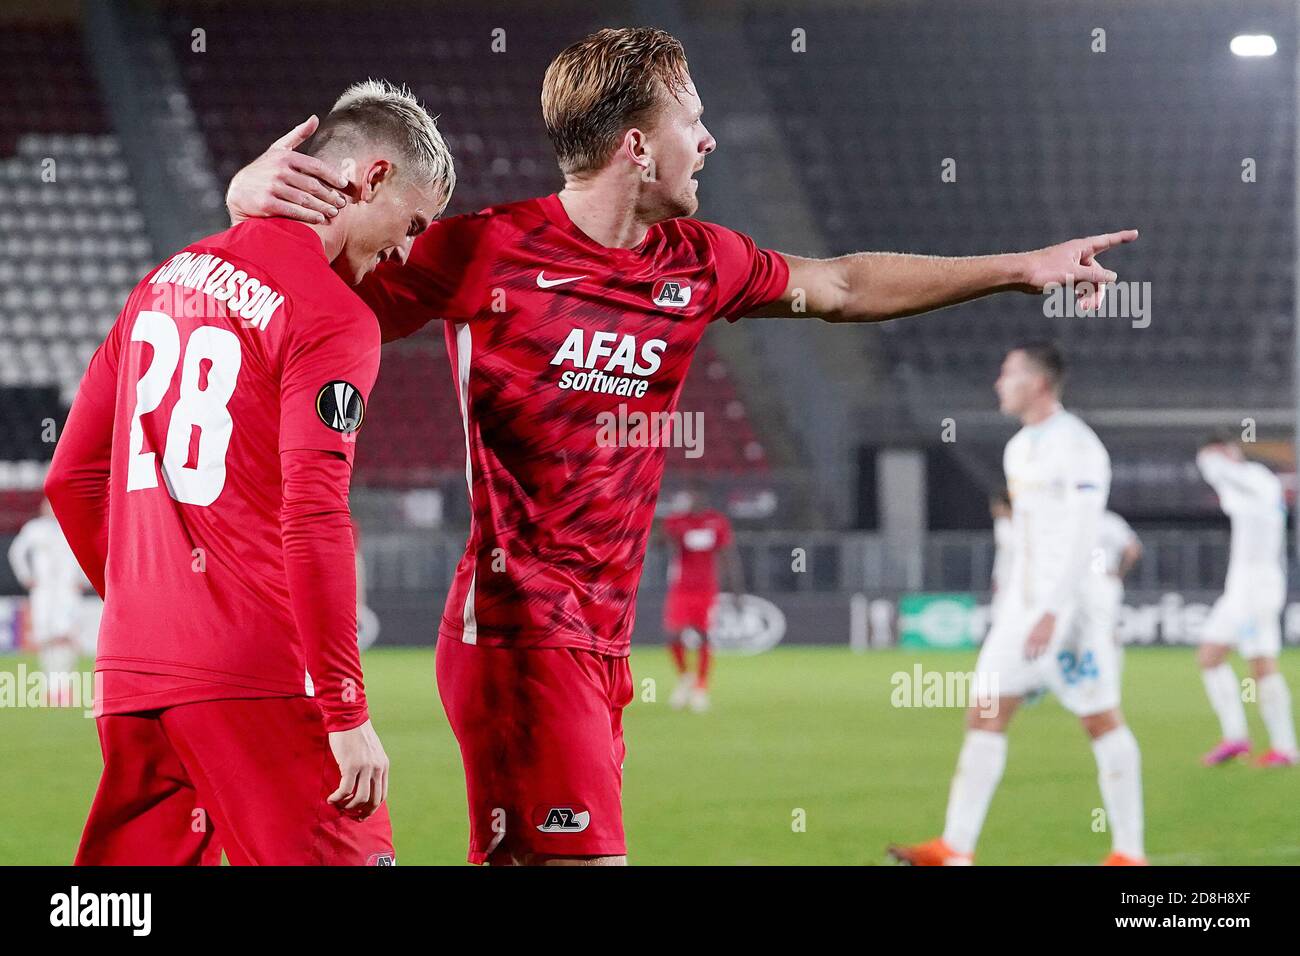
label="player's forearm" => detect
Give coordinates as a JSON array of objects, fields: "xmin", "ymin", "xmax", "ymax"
[
  {"xmin": 45, "ymin": 470, "xmax": 108, "ymax": 599},
  {"xmin": 281, "ymin": 450, "xmax": 369, "ymax": 732},
  {"xmin": 826, "ymin": 251, "xmax": 1029, "ymax": 323},
  {"xmin": 1118, "ymin": 545, "xmax": 1141, "ymax": 579}
]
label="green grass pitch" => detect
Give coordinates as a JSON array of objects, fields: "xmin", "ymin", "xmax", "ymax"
[{"xmin": 1, "ymin": 646, "xmax": 1296, "ymax": 865}]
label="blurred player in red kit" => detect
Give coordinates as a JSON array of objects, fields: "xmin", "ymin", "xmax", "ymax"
[
  {"xmin": 230, "ymin": 28, "xmax": 1136, "ymax": 865},
  {"xmin": 661, "ymin": 486, "xmax": 742, "ymax": 712},
  {"xmin": 45, "ymin": 81, "xmax": 454, "ymax": 865}
]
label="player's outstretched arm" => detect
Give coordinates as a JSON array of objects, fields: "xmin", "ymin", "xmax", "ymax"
[
  {"xmin": 758, "ymin": 230, "xmax": 1138, "ymax": 323},
  {"xmin": 226, "ymin": 116, "xmax": 350, "ymax": 225}
]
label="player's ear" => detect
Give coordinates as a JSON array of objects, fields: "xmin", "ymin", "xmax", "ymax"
[
  {"xmin": 359, "ymin": 159, "xmax": 394, "ymax": 201},
  {"xmin": 620, "ymin": 128, "xmax": 653, "ymax": 178}
]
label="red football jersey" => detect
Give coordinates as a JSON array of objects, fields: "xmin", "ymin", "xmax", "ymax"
[
  {"xmin": 74, "ymin": 219, "xmax": 380, "ymax": 712},
  {"xmin": 663, "ymin": 509, "xmax": 733, "ymax": 597},
  {"xmin": 360, "ymin": 194, "xmax": 786, "ymax": 656}
]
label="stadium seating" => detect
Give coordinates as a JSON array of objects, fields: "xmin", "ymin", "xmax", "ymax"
[
  {"xmin": 163, "ymin": 1, "xmax": 775, "ymax": 481},
  {"xmin": 744, "ymin": 0, "xmax": 1296, "ymax": 411},
  {"xmin": 0, "ymin": 22, "xmax": 156, "ymax": 531},
  {"xmin": 163, "ymin": 3, "xmax": 582, "ymax": 219},
  {"xmin": 0, "ymin": 22, "xmax": 109, "ymax": 156},
  {"xmin": 0, "ymin": 8, "xmax": 778, "ymax": 533}
]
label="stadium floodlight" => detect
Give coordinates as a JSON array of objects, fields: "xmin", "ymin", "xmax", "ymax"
[{"xmin": 1230, "ymin": 34, "xmax": 1277, "ymax": 57}]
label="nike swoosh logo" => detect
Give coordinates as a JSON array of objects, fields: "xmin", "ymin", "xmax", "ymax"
[{"xmin": 536, "ymin": 272, "xmax": 587, "ymax": 289}]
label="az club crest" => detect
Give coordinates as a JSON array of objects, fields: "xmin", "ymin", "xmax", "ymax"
[
  {"xmin": 535, "ymin": 807, "xmax": 591, "ymax": 832},
  {"xmin": 651, "ymin": 279, "xmax": 692, "ymax": 308}
]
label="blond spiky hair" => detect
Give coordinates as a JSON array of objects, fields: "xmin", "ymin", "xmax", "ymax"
[{"xmin": 307, "ymin": 78, "xmax": 456, "ymax": 211}]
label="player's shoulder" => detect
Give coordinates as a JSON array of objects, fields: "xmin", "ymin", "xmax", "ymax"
[
  {"xmin": 199, "ymin": 218, "xmax": 335, "ymax": 285},
  {"xmin": 1055, "ymin": 407, "xmax": 1094, "ymax": 436},
  {"xmin": 1056, "ymin": 408, "xmax": 1106, "ymax": 451},
  {"xmin": 1103, "ymin": 509, "xmax": 1131, "ymax": 532},
  {"xmin": 232, "ymin": 220, "xmax": 377, "ymax": 331},
  {"xmin": 443, "ymin": 196, "xmax": 545, "ymax": 235},
  {"xmin": 281, "ymin": 294, "xmax": 380, "ymax": 359},
  {"xmin": 660, "ymin": 216, "xmax": 736, "ymax": 254},
  {"xmin": 1245, "ymin": 459, "xmax": 1282, "ymax": 489},
  {"xmin": 1005, "ymin": 423, "xmax": 1032, "ymax": 454},
  {"xmin": 405, "ymin": 199, "xmax": 526, "ymax": 265},
  {"xmin": 151, "ymin": 218, "xmax": 365, "ymax": 332},
  {"xmin": 17, "ymin": 514, "xmax": 46, "ymax": 536}
]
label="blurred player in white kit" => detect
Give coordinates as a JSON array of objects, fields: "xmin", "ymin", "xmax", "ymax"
[
  {"xmin": 1096, "ymin": 510, "xmax": 1141, "ymax": 655},
  {"xmin": 7, "ymin": 499, "xmax": 90, "ymax": 704},
  {"xmin": 1195, "ymin": 435, "xmax": 1296, "ymax": 768},
  {"xmin": 890, "ymin": 343, "xmax": 1146, "ymax": 866},
  {"xmin": 988, "ymin": 489, "xmax": 1013, "ymax": 624}
]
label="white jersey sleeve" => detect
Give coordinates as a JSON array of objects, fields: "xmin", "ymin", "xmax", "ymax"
[
  {"xmin": 1041, "ymin": 423, "xmax": 1110, "ymax": 614},
  {"xmin": 1197, "ymin": 450, "xmax": 1286, "ymax": 586},
  {"xmin": 7, "ymin": 520, "xmax": 37, "ymax": 588},
  {"xmin": 7, "ymin": 516, "xmax": 84, "ymax": 593},
  {"xmin": 991, "ymin": 516, "xmax": 1013, "ymax": 590}
]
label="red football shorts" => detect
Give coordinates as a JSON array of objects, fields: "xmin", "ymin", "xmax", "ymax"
[
  {"xmin": 664, "ymin": 590, "xmax": 715, "ymax": 634},
  {"xmin": 76, "ymin": 696, "xmax": 395, "ymax": 866},
  {"xmin": 436, "ymin": 636, "xmax": 634, "ymax": 864}
]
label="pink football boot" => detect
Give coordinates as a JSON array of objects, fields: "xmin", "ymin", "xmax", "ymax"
[
  {"xmin": 1254, "ymin": 749, "xmax": 1297, "ymax": 768},
  {"xmin": 1201, "ymin": 740, "xmax": 1251, "ymax": 766}
]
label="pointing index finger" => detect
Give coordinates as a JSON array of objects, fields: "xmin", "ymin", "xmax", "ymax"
[{"xmin": 1087, "ymin": 229, "xmax": 1139, "ymax": 255}]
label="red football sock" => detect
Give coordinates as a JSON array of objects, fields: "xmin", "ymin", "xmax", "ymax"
[
  {"xmin": 668, "ymin": 639, "xmax": 687, "ymax": 674},
  {"xmin": 697, "ymin": 640, "xmax": 711, "ymax": 689}
]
